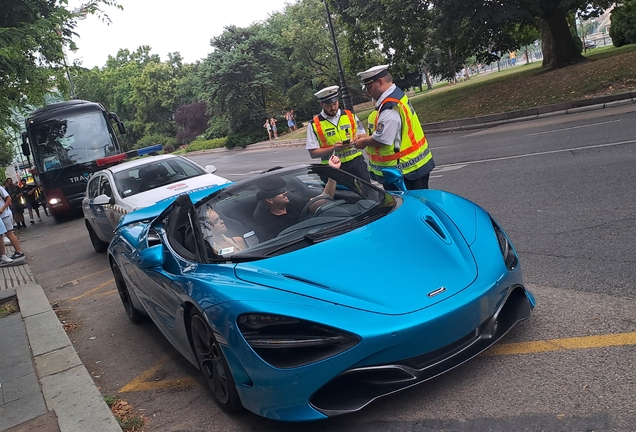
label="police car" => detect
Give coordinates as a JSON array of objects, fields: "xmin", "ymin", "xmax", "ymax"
[{"xmin": 82, "ymin": 152, "xmax": 228, "ymax": 252}]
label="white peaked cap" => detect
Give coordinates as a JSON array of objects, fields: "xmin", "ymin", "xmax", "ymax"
[
  {"xmin": 314, "ymin": 85, "xmax": 340, "ymax": 103},
  {"xmin": 357, "ymin": 64, "xmax": 390, "ymax": 84}
]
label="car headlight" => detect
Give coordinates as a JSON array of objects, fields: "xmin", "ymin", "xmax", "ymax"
[
  {"xmin": 491, "ymin": 218, "xmax": 518, "ymax": 271},
  {"xmin": 237, "ymin": 313, "xmax": 360, "ymax": 368}
]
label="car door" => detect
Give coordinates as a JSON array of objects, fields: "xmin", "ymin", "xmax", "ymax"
[
  {"xmin": 133, "ymin": 195, "xmax": 203, "ymax": 347},
  {"xmin": 86, "ymin": 175, "xmax": 113, "ymax": 241}
]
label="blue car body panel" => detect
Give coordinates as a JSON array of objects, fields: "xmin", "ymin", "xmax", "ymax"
[{"xmin": 108, "ymin": 165, "xmax": 534, "ymax": 421}]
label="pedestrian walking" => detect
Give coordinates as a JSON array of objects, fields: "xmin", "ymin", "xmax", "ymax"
[
  {"xmin": 4, "ymin": 178, "xmax": 27, "ymax": 229},
  {"xmin": 306, "ymin": 85, "xmax": 370, "ymax": 181},
  {"xmin": 0, "ymin": 184, "xmax": 25, "ymax": 262},
  {"xmin": 354, "ymin": 65, "xmax": 435, "ymax": 190}
]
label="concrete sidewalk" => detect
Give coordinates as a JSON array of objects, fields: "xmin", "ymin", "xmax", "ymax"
[{"xmin": 0, "ymin": 252, "xmax": 120, "ymax": 432}]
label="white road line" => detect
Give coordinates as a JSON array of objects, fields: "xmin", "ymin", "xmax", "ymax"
[
  {"xmin": 438, "ymin": 139, "xmax": 636, "ymax": 168},
  {"xmin": 525, "ymin": 119, "xmax": 622, "ymax": 136}
]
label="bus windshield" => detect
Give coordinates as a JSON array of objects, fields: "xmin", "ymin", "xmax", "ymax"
[{"xmin": 31, "ymin": 111, "xmax": 119, "ymax": 172}]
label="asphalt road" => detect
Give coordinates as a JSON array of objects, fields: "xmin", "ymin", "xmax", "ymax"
[{"xmin": 20, "ymin": 104, "xmax": 636, "ymax": 432}]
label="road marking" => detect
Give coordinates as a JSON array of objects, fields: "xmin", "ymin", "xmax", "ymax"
[
  {"xmin": 71, "ymin": 279, "xmax": 114, "ymax": 301},
  {"xmin": 484, "ymin": 332, "xmax": 636, "ymax": 357},
  {"xmin": 117, "ymin": 332, "xmax": 636, "ymax": 393},
  {"xmin": 54, "ymin": 268, "xmax": 112, "ymax": 290},
  {"xmin": 525, "ymin": 119, "xmax": 621, "ymax": 136},
  {"xmin": 438, "ymin": 139, "xmax": 636, "ymax": 169},
  {"xmin": 119, "ymin": 355, "xmax": 198, "ymax": 393}
]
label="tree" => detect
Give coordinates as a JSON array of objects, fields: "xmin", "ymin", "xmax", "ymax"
[
  {"xmin": 609, "ymin": 0, "xmax": 636, "ymax": 47},
  {"xmin": 199, "ymin": 24, "xmax": 288, "ymax": 140},
  {"xmin": 431, "ymin": 0, "xmax": 612, "ymax": 68},
  {"xmin": 0, "ymin": 0, "xmax": 121, "ymax": 132},
  {"xmin": 174, "ymin": 102, "xmax": 211, "ymax": 145}
]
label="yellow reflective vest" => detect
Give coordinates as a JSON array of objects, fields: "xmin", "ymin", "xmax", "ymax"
[
  {"xmin": 311, "ymin": 110, "xmax": 364, "ymax": 164},
  {"xmin": 366, "ymin": 88, "xmax": 434, "ymax": 180}
]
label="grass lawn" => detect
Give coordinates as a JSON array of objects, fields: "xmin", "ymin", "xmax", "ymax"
[{"xmin": 281, "ymin": 44, "xmax": 636, "ymax": 141}]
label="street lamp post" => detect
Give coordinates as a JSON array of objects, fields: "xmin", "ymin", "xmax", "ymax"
[{"xmin": 322, "ymin": 0, "xmax": 354, "ymax": 112}]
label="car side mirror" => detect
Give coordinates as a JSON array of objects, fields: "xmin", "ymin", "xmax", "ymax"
[
  {"xmin": 137, "ymin": 244, "xmax": 164, "ymax": 269},
  {"xmin": 381, "ymin": 167, "xmax": 407, "ymax": 193},
  {"xmin": 205, "ymin": 164, "xmax": 217, "ymax": 174},
  {"xmin": 93, "ymin": 194, "xmax": 112, "ymax": 205}
]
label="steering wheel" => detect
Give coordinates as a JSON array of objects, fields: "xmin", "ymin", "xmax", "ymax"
[
  {"xmin": 299, "ymin": 195, "xmax": 335, "ymax": 220},
  {"xmin": 314, "ymin": 199, "xmax": 347, "ymax": 216}
]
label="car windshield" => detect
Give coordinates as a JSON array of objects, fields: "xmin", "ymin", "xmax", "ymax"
[
  {"xmin": 31, "ymin": 111, "xmax": 118, "ymax": 172},
  {"xmin": 114, "ymin": 158, "xmax": 207, "ymax": 198},
  {"xmin": 194, "ymin": 165, "xmax": 399, "ymax": 260}
]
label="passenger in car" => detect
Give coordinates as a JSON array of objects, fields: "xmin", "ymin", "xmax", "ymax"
[
  {"xmin": 255, "ymin": 155, "xmax": 341, "ymax": 241},
  {"xmin": 202, "ymin": 208, "xmax": 247, "ymax": 254}
]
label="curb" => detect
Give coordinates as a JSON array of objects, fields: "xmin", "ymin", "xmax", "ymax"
[
  {"xmin": 16, "ymin": 284, "xmax": 121, "ymax": 432},
  {"xmin": 421, "ymin": 90, "xmax": 636, "ymax": 134},
  {"xmin": 1, "ymin": 256, "xmax": 121, "ymax": 432}
]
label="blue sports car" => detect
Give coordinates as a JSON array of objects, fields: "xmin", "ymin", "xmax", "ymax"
[{"xmin": 108, "ymin": 164, "xmax": 535, "ymax": 421}]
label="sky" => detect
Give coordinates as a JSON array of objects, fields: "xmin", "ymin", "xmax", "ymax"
[{"xmin": 67, "ymin": 0, "xmax": 291, "ymax": 69}]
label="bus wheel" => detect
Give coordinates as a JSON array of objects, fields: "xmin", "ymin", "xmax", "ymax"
[{"xmin": 86, "ymin": 222, "xmax": 108, "ymax": 253}]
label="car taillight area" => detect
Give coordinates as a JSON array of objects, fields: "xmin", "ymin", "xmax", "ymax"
[{"xmin": 237, "ymin": 313, "xmax": 360, "ymax": 368}]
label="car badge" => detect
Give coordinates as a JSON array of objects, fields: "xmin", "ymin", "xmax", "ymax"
[{"xmin": 427, "ymin": 286, "xmax": 447, "ymax": 298}]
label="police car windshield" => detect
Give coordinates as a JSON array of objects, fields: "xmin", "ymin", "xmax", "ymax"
[{"xmin": 114, "ymin": 158, "xmax": 207, "ymax": 198}]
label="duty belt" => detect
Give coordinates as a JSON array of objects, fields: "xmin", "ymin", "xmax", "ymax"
[
  {"xmin": 322, "ymin": 148, "xmax": 360, "ymax": 162},
  {"xmin": 368, "ymin": 148, "xmax": 430, "ymax": 171}
]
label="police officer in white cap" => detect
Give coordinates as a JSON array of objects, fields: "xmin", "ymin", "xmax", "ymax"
[
  {"xmin": 354, "ymin": 65, "xmax": 435, "ymax": 190},
  {"xmin": 306, "ymin": 85, "xmax": 370, "ymax": 181}
]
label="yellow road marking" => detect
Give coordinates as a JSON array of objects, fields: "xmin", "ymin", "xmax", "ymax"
[
  {"xmin": 71, "ymin": 279, "xmax": 114, "ymax": 301},
  {"xmin": 119, "ymin": 355, "xmax": 198, "ymax": 393},
  {"xmin": 117, "ymin": 332, "xmax": 636, "ymax": 394},
  {"xmin": 485, "ymin": 332, "xmax": 636, "ymax": 356},
  {"xmin": 93, "ymin": 289, "xmax": 117, "ymax": 299}
]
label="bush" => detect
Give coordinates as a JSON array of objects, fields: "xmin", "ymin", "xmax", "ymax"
[
  {"xmin": 162, "ymin": 143, "xmax": 175, "ymax": 153},
  {"xmin": 134, "ymin": 134, "xmax": 177, "ymax": 151},
  {"xmin": 226, "ymin": 130, "xmax": 266, "ymax": 149},
  {"xmin": 610, "ymin": 0, "xmax": 636, "ymax": 47},
  {"xmin": 185, "ymin": 138, "xmax": 227, "ymax": 152}
]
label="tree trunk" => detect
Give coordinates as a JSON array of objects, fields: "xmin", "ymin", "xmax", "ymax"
[
  {"xmin": 539, "ymin": 1, "xmax": 585, "ymax": 68},
  {"xmin": 422, "ymin": 65, "xmax": 433, "ymax": 90}
]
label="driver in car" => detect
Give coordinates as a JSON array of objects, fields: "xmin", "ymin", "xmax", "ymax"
[{"xmin": 256, "ymin": 155, "xmax": 341, "ymax": 240}]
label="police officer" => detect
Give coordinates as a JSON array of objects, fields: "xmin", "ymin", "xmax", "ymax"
[
  {"xmin": 306, "ymin": 85, "xmax": 370, "ymax": 181},
  {"xmin": 354, "ymin": 65, "xmax": 435, "ymax": 190}
]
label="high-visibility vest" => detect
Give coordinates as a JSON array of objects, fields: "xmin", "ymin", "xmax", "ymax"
[
  {"xmin": 311, "ymin": 109, "xmax": 363, "ymax": 164},
  {"xmin": 365, "ymin": 88, "xmax": 433, "ymax": 178}
]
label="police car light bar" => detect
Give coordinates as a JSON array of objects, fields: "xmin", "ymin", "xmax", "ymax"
[{"xmin": 96, "ymin": 144, "xmax": 163, "ymax": 167}]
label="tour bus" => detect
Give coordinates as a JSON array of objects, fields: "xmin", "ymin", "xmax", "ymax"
[{"xmin": 21, "ymin": 100, "xmax": 127, "ymax": 220}]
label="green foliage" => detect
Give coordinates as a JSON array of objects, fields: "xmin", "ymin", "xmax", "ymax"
[
  {"xmin": 134, "ymin": 134, "xmax": 176, "ymax": 150},
  {"xmin": 0, "ymin": 0, "xmax": 121, "ymax": 132},
  {"xmin": 0, "ymin": 131, "xmax": 15, "ymax": 166},
  {"xmin": 184, "ymin": 138, "xmax": 227, "ymax": 152},
  {"xmin": 610, "ymin": 0, "xmax": 636, "ymax": 47},
  {"xmin": 226, "ymin": 129, "xmax": 266, "ymax": 149},
  {"xmin": 199, "ymin": 24, "xmax": 288, "ymax": 135}
]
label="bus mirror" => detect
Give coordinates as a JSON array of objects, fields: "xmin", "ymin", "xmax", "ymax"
[
  {"xmin": 117, "ymin": 122, "xmax": 127, "ymax": 135},
  {"xmin": 109, "ymin": 112, "xmax": 126, "ymax": 135},
  {"xmin": 21, "ymin": 132, "xmax": 30, "ymax": 156}
]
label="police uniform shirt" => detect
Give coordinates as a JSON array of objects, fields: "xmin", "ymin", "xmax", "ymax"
[
  {"xmin": 371, "ymin": 84, "xmax": 403, "ymax": 151},
  {"xmin": 306, "ymin": 109, "xmax": 366, "ymax": 150}
]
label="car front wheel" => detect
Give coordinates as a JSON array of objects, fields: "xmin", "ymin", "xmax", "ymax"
[
  {"xmin": 86, "ymin": 221, "xmax": 109, "ymax": 253},
  {"xmin": 190, "ymin": 311, "xmax": 242, "ymax": 412},
  {"xmin": 112, "ymin": 263, "xmax": 145, "ymax": 323}
]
